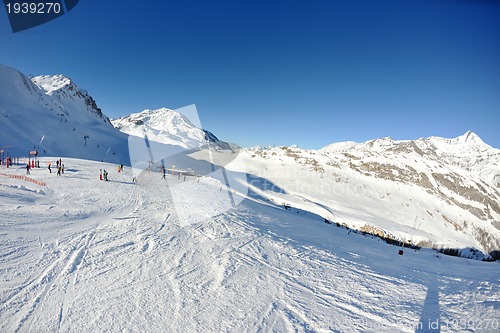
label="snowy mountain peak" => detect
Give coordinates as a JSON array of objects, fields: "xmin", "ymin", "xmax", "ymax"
[
  {"xmin": 112, "ymin": 108, "xmax": 205, "ymax": 148},
  {"xmin": 31, "ymin": 74, "xmax": 73, "ymax": 94},
  {"xmin": 112, "ymin": 107, "xmax": 205, "ymax": 149},
  {"xmin": 461, "ymin": 130, "xmax": 479, "ymax": 142},
  {"xmin": 128, "ymin": 107, "xmax": 196, "ymax": 129},
  {"xmin": 31, "ymin": 74, "xmax": 110, "ymax": 126},
  {"xmin": 364, "ymin": 136, "xmax": 395, "ymax": 150},
  {"xmin": 452, "ymin": 130, "xmax": 486, "ymax": 146},
  {"xmin": 424, "ymin": 131, "xmax": 498, "ymax": 163},
  {"xmin": 427, "ymin": 130, "xmax": 486, "ymax": 147},
  {"xmin": 112, "ymin": 107, "xmax": 238, "ymax": 151}
]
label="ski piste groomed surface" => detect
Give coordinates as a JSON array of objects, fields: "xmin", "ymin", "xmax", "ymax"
[{"xmin": 0, "ymin": 158, "xmax": 499, "ymax": 332}]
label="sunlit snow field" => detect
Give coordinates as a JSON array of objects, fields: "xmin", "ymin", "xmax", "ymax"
[{"xmin": 1, "ymin": 158, "xmax": 499, "ymax": 332}]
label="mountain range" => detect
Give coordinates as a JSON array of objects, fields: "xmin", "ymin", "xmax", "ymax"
[
  {"xmin": 233, "ymin": 132, "xmax": 500, "ymax": 259},
  {"xmin": 0, "ymin": 64, "xmax": 232, "ymax": 164},
  {"xmin": 1, "ymin": 63, "xmax": 499, "ymax": 260}
]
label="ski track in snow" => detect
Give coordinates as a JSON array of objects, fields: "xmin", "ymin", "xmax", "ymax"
[{"xmin": 0, "ymin": 158, "xmax": 499, "ymax": 332}]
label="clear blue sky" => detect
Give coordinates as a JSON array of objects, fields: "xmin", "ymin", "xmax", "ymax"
[{"xmin": 1, "ymin": 0, "xmax": 499, "ymax": 149}]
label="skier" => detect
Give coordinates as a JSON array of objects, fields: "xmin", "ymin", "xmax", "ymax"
[
  {"xmin": 162, "ymin": 167, "xmax": 166, "ymax": 179},
  {"xmin": 118, "ymin": 165, "xmax": 121, "ymax": 173},
  {"xmin": 103, "ymin": 170, "xmax": 108, "ymax": 181},
  {"xmin": 57, "ymin": 166, "xmax": 61, "ymax": 176},
  {"xmin": 56, "ymin": 160, "xmax": 59, "ymax": 168},
  {"xmin": 132, "ymin": 174, "xmax": 137, "ymax": 182},
  {"xmin": 120, "ymin": 164, "xmax": 124, "ymax": 172},
  {"xmin": 61, "ymin": 163, "xmax": 65, "ymax": 174},
  {"xmin": 26, "ymin": 163, "xmax": 30, "ymax": 174},
  {"xmin": 48, "ymin": 162, "xmax": 52, "ymax": 173},
  {"xmin": 99, "ymin": 169, "xmax": 103, "ymax": 180}
]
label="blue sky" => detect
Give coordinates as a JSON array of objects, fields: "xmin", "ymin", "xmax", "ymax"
[{"xmin": 1, "ymin": 0, "xmax": 499, "ymax": 149}]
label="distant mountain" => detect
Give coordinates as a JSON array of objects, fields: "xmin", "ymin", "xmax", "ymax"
[
  {"xmin": 321, "ymin": 131, "xmax": 499, "ymax": 188},
  {"xmin": 235, "ymin": 132, "xmax": 500, "ymax": 259},
  {"xmin": 0, "ymin": 64, "xmax": 129, "ymax": 163},
  {"xmin": 112, "ymin": 108, "xmax": 238, "ymax": 151}
]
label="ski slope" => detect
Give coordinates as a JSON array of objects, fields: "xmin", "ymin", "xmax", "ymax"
[{"xmin": 1, "ymin": 158, "xmax": 499, "ymax": 332}]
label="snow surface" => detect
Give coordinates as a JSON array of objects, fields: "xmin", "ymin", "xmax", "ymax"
[{"xmin": 1, "ymin": 158, "xmax": 499, "ymax": 332}]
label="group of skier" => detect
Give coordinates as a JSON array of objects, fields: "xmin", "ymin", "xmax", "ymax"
[
  {"xmin": 20, "ymin": 158, "xmax": 131, "ymax": 182},
  {"xmin": 23, "ymin": 160, "xmax": 197, "ymax": 183},
  {"xmin": 26, "ymin": 158, "xmax": 64, "ymax": 176},
  {"xmin": 51, "ymin": 159, "xmax": 64, "ymax": 176},
  {"xmin": 22, "ymin": 159, "xmax": 198, "ymax": 184}
]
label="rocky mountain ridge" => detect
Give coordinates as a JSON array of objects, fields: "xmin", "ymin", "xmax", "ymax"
[{"xmin": 240, "ymin": 132, "xmax": 500, "ymax": 259}]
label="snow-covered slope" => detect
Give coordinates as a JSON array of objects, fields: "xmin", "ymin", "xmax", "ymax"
[
  {"xmin": 226, "ymin": 133, "xmax": 500, "ymax": 259},
  {"xmin": 0, "ymin": 64, "xmax": 129, "ymax": 164},
  {"xmin": 1, "ymin": 64, "xmax": 499, "ymax": 331},
  {"xmin": 112, "ymin": 108, "xmax": 237, "ymax": 151},
  {"xmin": 0, "ymin": 158, "xmax": 498, "ymax": 332}
]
